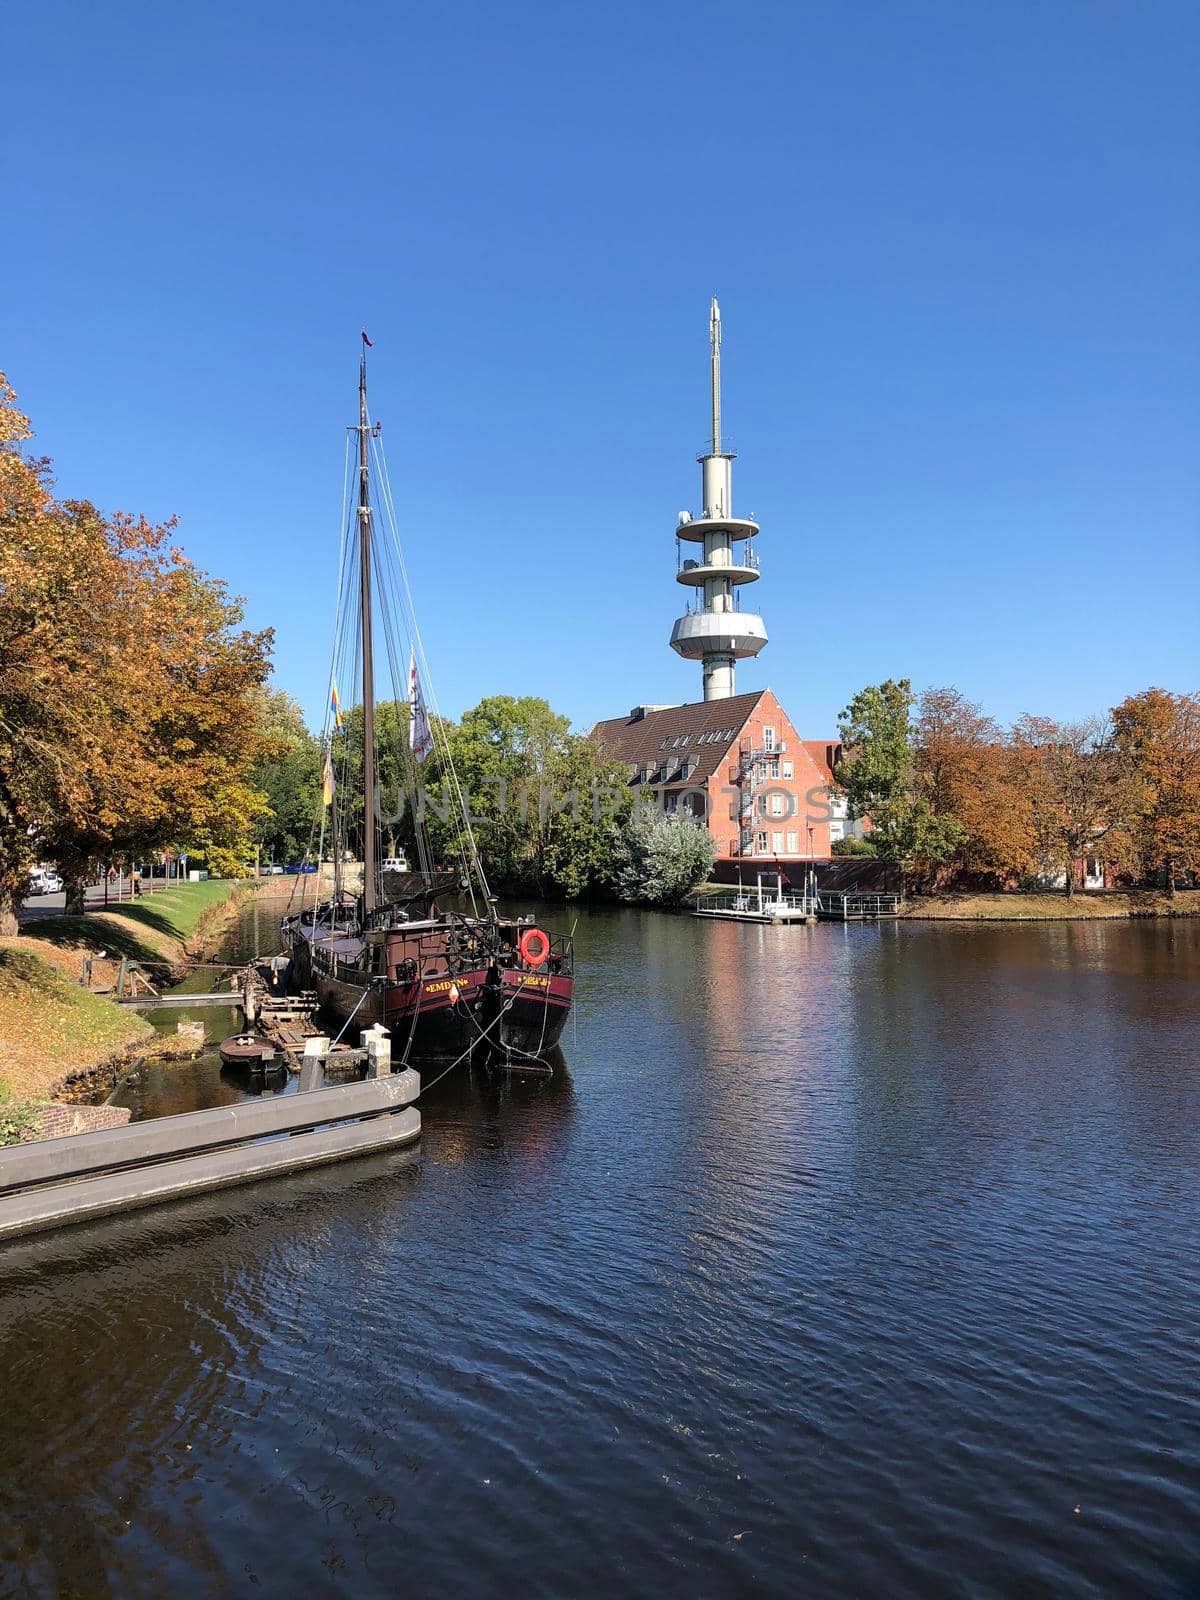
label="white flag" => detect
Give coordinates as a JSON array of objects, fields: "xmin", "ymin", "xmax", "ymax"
[{"xmin": 409, "ymin": 651, "xmax": 434, "ymax": 764}]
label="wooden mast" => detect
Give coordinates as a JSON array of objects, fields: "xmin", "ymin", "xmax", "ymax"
[{"xmin": 358, "ymin": 347, "xmax": 378, "ymax": 915}]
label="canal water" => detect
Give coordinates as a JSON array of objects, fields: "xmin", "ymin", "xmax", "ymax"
[{"xmin": 1, "ymin": 907, "xmax": 1198, "ymax": 1597}]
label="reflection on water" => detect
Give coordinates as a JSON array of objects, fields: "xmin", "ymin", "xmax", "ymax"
[{"xmin": 2, "ymin": 908, "xmax": 1198, "ymax": 1597}]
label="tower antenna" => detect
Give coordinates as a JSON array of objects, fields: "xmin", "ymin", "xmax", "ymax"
[
  {"xmin": 710, "ymin": 296, "xmax": 722, "ymax": 456},
  {"xmin": 668, "ymin": 298, "xmax": 768, "ymax": 701}
]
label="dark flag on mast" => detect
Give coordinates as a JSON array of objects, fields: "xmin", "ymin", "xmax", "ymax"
[{"xmin": 361, "ymin": 330, "xmax": 373, "ymax": 347}]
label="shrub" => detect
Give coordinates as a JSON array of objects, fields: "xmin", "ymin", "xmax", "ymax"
[
  {"xmin": 832, "ymin": 836, "xmax": 877, "ymax": 857},
  {"xmin": 609, "ymin": 811, "xmax": 716, "ymax": 906}
]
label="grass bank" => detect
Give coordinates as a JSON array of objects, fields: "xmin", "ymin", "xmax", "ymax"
[
  {"xmin": 0, "ymin": 943, "xmax": 155, "ymax": 1107},
  {"xmin": 29, "ymin": 878, "xmax": 250, "ymax": 973},
  {"xmin": 0, "ymin": 879, "xmax": 249, "ymax": 1114},
  {"xmin": 901, "ymin": 889, "xmax": 1200, "ymax": 921}
]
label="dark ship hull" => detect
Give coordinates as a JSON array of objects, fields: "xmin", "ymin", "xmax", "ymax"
[{"xmin": 492, "ymin": 968, "xmax": 574, "ymax": 1055}]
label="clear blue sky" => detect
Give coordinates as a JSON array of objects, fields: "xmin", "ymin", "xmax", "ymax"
[{"xmin": 5, "ymin": 0, "xmax": 1197, "ymax": 736}]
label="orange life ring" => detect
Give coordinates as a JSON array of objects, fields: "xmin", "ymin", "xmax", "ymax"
[{"xmin": 519, "ymin": 927, "xmax": 551, "ymax": 967}]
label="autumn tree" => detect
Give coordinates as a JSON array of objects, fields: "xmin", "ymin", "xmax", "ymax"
[
  {"xmin": 1111, "ymin": 688, "xmax": 1200, "ymax": 895},
  {"xmin": 0, "ymin": 372, "xmax": 273, "ymax": 927},
  {"xmin": 1011, "ymin": 716, "xmax": 1135, "ymax": 896},
  {"xmin": 914, "ymin": 687, "xmax": 1035, "ymax": 883}
]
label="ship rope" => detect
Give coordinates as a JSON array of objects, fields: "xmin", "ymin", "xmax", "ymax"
[{"xmin": 370, "ymin": 430, "xmax": 494, "ymax": 914}]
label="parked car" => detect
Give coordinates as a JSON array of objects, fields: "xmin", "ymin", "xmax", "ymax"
[
  {"xmin": 284, "ymin": 863, "xmax": 317, "ymax": 875},
  {"xmin": 28, "ymin": 869, "xmax": 63, "ymax": 895},
  {"xmin": 265, "ymin": 864, "xmax": 285, "ymax": 875},
  {"xmin": 381, "ymin": 855, "xmax": 410, "ymax": 873}
]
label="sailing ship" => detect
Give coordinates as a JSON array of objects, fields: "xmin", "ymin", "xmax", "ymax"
[{"xmin": 281, "ymin": 342, "xmax": 574, "ymax": 1064}]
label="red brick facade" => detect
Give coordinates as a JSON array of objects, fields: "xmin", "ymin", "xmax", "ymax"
[{"xmin": 592, "ymin": 688, "xmax": 833, "ymax": 865}]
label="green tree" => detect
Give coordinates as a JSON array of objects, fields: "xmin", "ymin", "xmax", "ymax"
[
  {"xmin": 609, "ymin": 810, "xmax": 716, "ymax": 906},
  {"xmin": 836, "ymin": 678, "xmax": 962, "ymax": 881},
  {"xmin": 330, "ymin": 699, "xmax": 411, "ymax": 862},
  {"xmin": 417, "ymin": 695, "xmax": 630, "ymax": 898},
  {"xmin": 249, "ymin": 691, "xmax": 323, "ymax": 865}
]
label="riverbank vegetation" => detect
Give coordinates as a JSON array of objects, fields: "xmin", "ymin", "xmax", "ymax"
[
  {"xmin": 29, "ymin": 879, "xmax": 251, "ymax": 972},
  {"xmin": 0, "ymin": 374, "xmax": 276, "ymax": 933},
  {"xmin": 0, "ymin": 879, "xmax": 249, "ymax": 1114},
  {"xmin": 0, "ymin": 942, "xmax": 154, "ymax": 1106},
  {"xmin": 901, "ymin": 889, "xmax": 1200, "ymax": 921},
  {"xmin": 837, "ymin": 680, "xmax": 1200, "ymax": 896},
  {"xmin": 297, "ymin": 692, "xmax": 716, "ymax": 906}
]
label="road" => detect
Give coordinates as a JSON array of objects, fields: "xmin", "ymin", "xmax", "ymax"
[{"xmin": 18, "ymin": 882, "xmax": 182, "ymax": 925}]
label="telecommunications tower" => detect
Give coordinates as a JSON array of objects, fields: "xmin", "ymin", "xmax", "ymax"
[{"xmin": 668, "ymin": 298, "xmax": 767, "ymax": 701}]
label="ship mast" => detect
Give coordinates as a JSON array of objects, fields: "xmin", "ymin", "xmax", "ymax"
[{"xmin": 358, "ymin": 349, "xmax": 378, "ymax": 915}]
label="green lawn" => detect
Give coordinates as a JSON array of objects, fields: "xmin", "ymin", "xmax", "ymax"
[{"xmin": 32, "ymin": 880, "xmax": 248, "ymax": 966}]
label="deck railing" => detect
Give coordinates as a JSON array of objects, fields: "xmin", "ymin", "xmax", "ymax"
[{"xmin": 816, "ymin": 891, "xmax": 903, "ymax": 919}]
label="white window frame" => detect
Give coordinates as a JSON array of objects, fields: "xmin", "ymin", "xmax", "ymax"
[
  {"xmin": 770, "ymin": 793, "xmax": 785, "ymax": 817},
  {"xmin": 786, "ymin": 831, "xmax": 798, "ymax": 853},
  {"xmin": 782, "ymin": 759, "xmax": 793, "ymax": 779},
  {"xmin": 756, "ymin": 831, "xmax": 768, "ymax": 854},
  {"xmin": 763, "ymin": 726, "xmax": 776, "ymax": 752},
  {"xmin": 771, "ymin": 831, "xmax": 784, "ymax": 853}
]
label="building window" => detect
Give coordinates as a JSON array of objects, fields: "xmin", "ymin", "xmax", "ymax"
[
  {"xmin": 786, "ymin": 831, "xmax": 798, "ymax": 852},
  {"xmin": 782, "ymin": 760, "xmax": 793, "ymax": 779},
  {"xmin": 660, "ymin": 739, "xmax": 669, "ymax": 750},
  {"xmin": 757, "ymin": 795, "xmax": 768, "ymax": 817},
  {"xmin": 665, "ymin": 793, "xmax": 678, "ymax": 814},
  {"xmin": 770, "ymin": 793, "xmax": 785, "ymax": 816},
  {"xmin": 763, "ymin": 726, "xmax": 776, "ymax": 752},
  {"xmin": 756, "ymin": 831, "xmax": 768, "ymax": 854},
  {"xmin": 772, "ymin": 831, "xmax": 784, "ymax": 853},
  {"xmin": 769, "ymin": 758, "xmax": 780, "ymax": 779}
]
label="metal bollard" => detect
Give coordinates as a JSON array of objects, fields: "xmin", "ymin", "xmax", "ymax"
[
  {"xmin": 362, "ymin": 1024, "xmax": 392, "ymax": 1078},
  {"xmin": 299, "ymin": 1035, "xmax": 330, "ymax": 1092}
]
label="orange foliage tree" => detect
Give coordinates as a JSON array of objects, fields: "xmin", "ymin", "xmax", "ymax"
[
  {"xmin": 914, "ymin": 688, "xmax": 1036, "ymax": 884},
  {"xmin": 1010, "ymin": 716, "xmax": 1138, "ymax": 896},
  {"xmin": 1111, "ymin": 688, "xmax": 1200, "ymax": 895},
  {"xmin": 0, "ymin": 373, "xmax": 274, "ymax": 930}
]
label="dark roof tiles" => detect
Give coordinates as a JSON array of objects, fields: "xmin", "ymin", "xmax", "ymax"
[{"xmin": 591, "ymin": 691, "xmax": 766, "ymax": 788}]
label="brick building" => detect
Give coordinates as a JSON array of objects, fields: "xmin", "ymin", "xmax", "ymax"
[{"xmin": 592, "ymin": 689, "xmax": 833, "ymax": 870}]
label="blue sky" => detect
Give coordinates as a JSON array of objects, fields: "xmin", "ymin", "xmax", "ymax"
[{"xmin": 5, "ymin": 0, "xmax": 1197, "ymax": 736}]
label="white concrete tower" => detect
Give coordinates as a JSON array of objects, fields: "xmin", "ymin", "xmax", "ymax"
[{"xmin": 669, "ymin": 298, "xmax": 767, "ymax": 700}]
